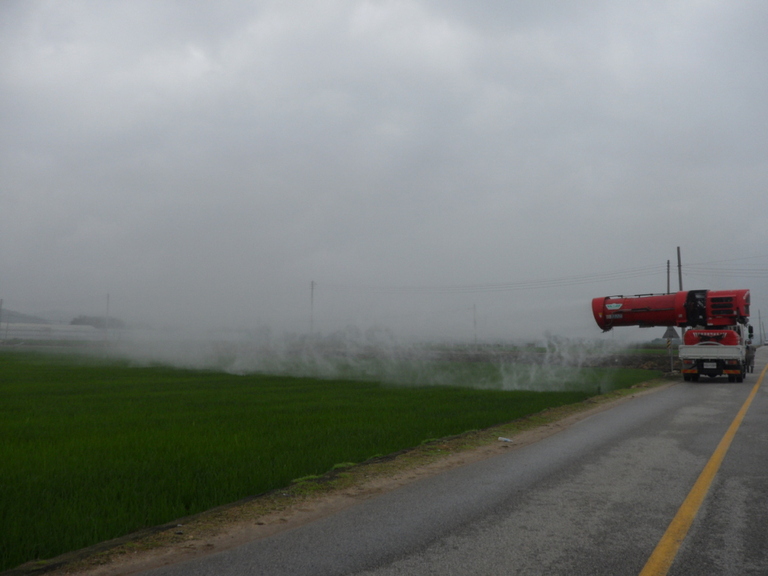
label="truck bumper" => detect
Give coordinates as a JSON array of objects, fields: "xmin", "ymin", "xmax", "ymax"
[{"xmin": 681, "ymin": 363, "xmax": 744, "ymax": 382}]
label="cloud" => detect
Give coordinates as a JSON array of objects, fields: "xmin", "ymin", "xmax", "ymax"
[{"xmin": 1, "ymin": 0, "xmax": 767, "ymax": 340}]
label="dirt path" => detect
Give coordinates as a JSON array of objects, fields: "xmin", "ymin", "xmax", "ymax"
[{"xmin": 29, "ymin": 380, "xmax": 672, "ymax": 576}]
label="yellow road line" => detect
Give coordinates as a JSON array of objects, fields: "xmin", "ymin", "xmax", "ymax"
[{"xmin": 639, "ymin": 362, "xmax": 768, "ymax": 576}]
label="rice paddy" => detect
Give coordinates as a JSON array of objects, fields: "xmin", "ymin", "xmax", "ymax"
[{"xmin": 0, "ymin": 349, "xmax": 659, "ymax": 570}]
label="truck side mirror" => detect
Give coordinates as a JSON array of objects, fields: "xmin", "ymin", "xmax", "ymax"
[{"xmin": 749, "ymin": 326, "xmax": 754, "ymax": 337}]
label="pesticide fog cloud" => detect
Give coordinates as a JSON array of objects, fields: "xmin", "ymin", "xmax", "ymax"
[
  {"xmin": 107, "ymin": 330, "xmax": 629, "ymax": 393},
  {"xmin": 1, "ymin": 0, "xmax": 767, "ymax": 343}
]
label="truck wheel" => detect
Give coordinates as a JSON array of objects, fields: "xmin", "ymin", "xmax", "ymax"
[
  {"xmin": 691, "ymin": 374, "xmax": 699, "ymax": 382},
  {"xmin": 736, "ymin": 374, "xmax": 744, "ymax": 383}
]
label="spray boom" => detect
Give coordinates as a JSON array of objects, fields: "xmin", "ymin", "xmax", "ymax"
[{"xmin": 592, "ymin": 289, "xmax": 750, "ymax": 331}]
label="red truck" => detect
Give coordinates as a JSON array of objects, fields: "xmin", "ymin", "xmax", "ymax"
[{"xmin": 592, "ymin": 289, "xmax": 754, "ymax": 382}]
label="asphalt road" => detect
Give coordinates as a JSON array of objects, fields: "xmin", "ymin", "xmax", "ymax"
[{"xmin": 140, "ymin": 348, "xmax": 768, "ymax": 576}]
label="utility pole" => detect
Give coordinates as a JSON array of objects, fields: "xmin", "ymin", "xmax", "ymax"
[
  {"xmin": 473, "ymin": 304, "xmax": 478, "ymax": 349},
  {"xmin": 763, "ymin": 315, "xmax": 767, "ymax": 346},
  {"xmin": 676, "ymin": 247, "xmax": 684, "ymax": 343},
  {"xmin": 104, "ymin": 293, "xmax": 110, "ymax": 343},
  {"xmin": 667, "ymin": 260, "xmax": 670, "ymax": 294},
  {"xmin": 310, "ymin": 281, "xmax": 315, "ymax": 334},
  {"xmin": 763, "ymin": 317, "xmax": 767, "ymax": 347}
]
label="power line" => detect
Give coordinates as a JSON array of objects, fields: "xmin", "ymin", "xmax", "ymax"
[
  {"xmin": 316, "ymin": 254, "xmax": 768, "ymax": 296},
  {"xmin": 685, "ymin": 254, "xmax": 768, "ymax": 279},
  {"xmin": 686, "ymin": 268, "xmax": 768, "ymax": 278},
  {"xmin": 320, "ymin": 264, "xmax": 667, "ymax": 295},
  {"xmin": 687, "ymin": 254, "xmax": 768, "ymax": 266}
]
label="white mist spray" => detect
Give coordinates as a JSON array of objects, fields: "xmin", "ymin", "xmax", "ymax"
[{"xmin": 106, "ymin": 328, "xmax": 632, "ymax": 392}]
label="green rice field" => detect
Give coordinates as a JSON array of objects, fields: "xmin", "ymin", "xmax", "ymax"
[{"xmin": 0, "ymin": 350, "xmax": 659, "ymax": 570}]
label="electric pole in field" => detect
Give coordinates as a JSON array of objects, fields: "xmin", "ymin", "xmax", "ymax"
[
  {"xmin": 310, "ymin": 281, "xmax": 315, "ymax": 335},
  {"xmin": 104, "ymin": 293, "xmax": 110, "ymax": 343},
  {"xmin": 677, "ymin": 246, "xmax": 683, "ymax": 291}
]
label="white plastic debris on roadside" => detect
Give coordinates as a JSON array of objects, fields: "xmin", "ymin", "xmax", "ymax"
[{"xmin": 498, "ymin": 437, "xmax": 512, "ymax": 442}]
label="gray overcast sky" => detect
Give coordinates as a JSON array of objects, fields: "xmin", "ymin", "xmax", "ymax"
[{"xmin": 1, "ymin": 0, "xmax": 767, "ymax": 341}]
